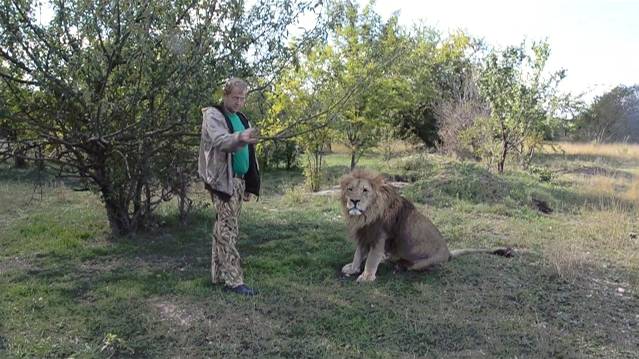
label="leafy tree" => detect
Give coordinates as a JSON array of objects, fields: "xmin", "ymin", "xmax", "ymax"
[
  {"xmin": 433, "ymin": 33, "xmax": 489, "ymax": 158},
  {"xmin": 262, "ymin": 41, "xmax": 337, "ymax": 191},
  {"xmin": 0, "ymin": 0, "xmax": 316, "ymax": 234},
  {"xmin": 263, "ymin": 0, "xmax": 415, "ymax": 193},
  {"xmin": 327, "ymin": 1, "xmax": 411, "ymax": 170},
  {"xmin": 387, "ymin": 29, "xmax": 481, "ymax": 150},
  {"xmin": 574, "ymin": 85, "xmax": 639, "ymax": 143},
  {"xmin": 0, "ymin": 75, "xmax": 34, "ymax": 168},
  {"xmin": 477, "ymin": 41, "xmax": 566, "ymax": 173},
  {"xmin": 389, "ymin": 25, "xmax": 440, "ymax": 147},
  {"xmin": 435, "ymin": 67, "xmax": 489, "ymax": 159}
]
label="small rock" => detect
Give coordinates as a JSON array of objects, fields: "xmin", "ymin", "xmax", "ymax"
[{"xmin": 388, "ymin": 181, "xmax": 410, "ymax": 188}]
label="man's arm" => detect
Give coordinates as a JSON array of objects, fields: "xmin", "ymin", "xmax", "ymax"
[{"xmin": 202, "ymin": 108, "xmax": 257, "ymax": 152}]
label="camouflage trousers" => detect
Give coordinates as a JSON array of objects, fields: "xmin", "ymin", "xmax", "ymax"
[{"xmin": 207, "ymin": 178, "xmax": 245, "ymax": 287}]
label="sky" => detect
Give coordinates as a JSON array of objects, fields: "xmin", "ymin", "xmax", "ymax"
[
  {"xmin": 371, "ymin": 0, "xmax": 639, "ymax": 103},
  {"xmin": 35, "ymin": 0, "xmax": 638, "ymax": 104}
]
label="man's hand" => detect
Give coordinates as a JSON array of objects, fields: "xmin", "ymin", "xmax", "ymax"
[{"xmin": 238, "ymin": 127, "xmax": 259, "ymax": 144}]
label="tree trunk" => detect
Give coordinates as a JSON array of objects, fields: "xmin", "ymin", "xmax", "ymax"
[
  {"xmin": 96, "ymin": 165, "xmax": 133, "ymax": 236},
  {"xmin": 177, "ymin": 193, "xmax": 192, "ymax": 225},
  {"xmin": 497, "ymin": 140, "xmax": 508, "ymax": 174},
  {"xmin": 521, "ymin": 147, "xmax": 535, "ymax": 170},
  {"xmin": 350, "ymin": 151, "xmax": 357, "ymax": 171},
  {"xmin": 176, "ymin": 168, "xmax": 192, "ymax": 225},
  {"xmin": 285, "ymin": 142, "xmax": 296, "ymax": 170},
  {"xmin": 14, "ymin": 151, "xmax": 27, "ymax": 168},
  {"xmin": 103, "ymin": 192, "xmax": 133, "ymax": 236},
  {"xmin": 11, "ymin": 136, "xmax": 27, "ymax": 168},
  {"xmin": 312, "ymin": 151, "xmax": 321, "ymax": 192}
]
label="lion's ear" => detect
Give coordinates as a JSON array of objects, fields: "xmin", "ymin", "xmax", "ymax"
[{"xmin": 371, "ymin": 173, "xmax": 385, "ymax": 188}]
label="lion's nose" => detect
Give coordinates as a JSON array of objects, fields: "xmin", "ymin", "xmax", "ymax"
[{"xmin": 350, "ymin": 199, "xmax": 360, "ymax": 207}]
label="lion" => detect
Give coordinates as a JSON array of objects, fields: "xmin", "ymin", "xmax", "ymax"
[{"xmin": 339, "ymin": 169, "xmax": 513, "ymax": 282}]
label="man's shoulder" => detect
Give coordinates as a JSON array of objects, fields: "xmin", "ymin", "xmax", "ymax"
[{"xmin": 201, "ymin": 106, "xmax": 225, "ymax": 121}]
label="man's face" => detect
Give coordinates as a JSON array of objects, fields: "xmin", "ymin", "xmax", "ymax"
[{"xmin": 223, "ymin": 87, "xmax": 247, "ymax": 113}]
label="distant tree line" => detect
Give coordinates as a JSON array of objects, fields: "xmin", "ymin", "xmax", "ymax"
[{"xmin": 572, "ymin": 85, "xmax": 639, "ymax": 143}]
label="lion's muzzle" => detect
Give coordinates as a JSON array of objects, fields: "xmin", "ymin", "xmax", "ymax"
[
  {"xmin": 348, "ymin": 208, "xmax": 363, "ymax": 216},
  {"xmin": 347, "ymin": 199, "xmax": 363, "ymax": 216}
]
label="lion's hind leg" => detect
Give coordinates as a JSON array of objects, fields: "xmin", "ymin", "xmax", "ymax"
[
  {"xmin": 392, "ymin": 259, "xmax": 410, "ymax": 273},
  {"xmin": 407, "ymin": 251, "xmax": 449, "ymax": 271}
]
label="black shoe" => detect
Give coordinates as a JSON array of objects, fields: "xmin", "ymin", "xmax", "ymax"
[{"xmin": 223, "ymin": 284, "xmax": 256, "ymax": 296}]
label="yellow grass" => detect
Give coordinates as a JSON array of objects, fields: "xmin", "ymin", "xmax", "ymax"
[
  {"xmin": 546, "ymin": 141, "xmax": 639, "ymax": 160},
  {"xmin": 543, "ymin": 239, "xmax": 590, "ymax": 281},
  {"xmin": 588, "ymin": 175, "xmax": 618, "ymax": 195},
  {"xmin": 624, "ymin": 180, "xmax": 639, "ymax": 202},
  {"xmin": 535, "ymin": 141, "xmax": 639, "ymax": 275},
  {"xmin": 544, "ymin": 141, "xmax": 639, "ymax": 207},
  {"xmin": 535, "ymin": 203, "xmax": 639, "ymax": 280}
]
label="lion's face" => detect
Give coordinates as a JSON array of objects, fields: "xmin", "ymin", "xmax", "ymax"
[
  {"xmin": 343, "ymin": 178, "xmax": 375, "ymax": 216},
  {"xmin": 340, "ymin": 170, "xmax": 384, "ymax": 217}
]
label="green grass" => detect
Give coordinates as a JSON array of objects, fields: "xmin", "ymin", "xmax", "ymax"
[{"xmin": 1, "ymin": 145, "xmax": 638, "ymax": 358}]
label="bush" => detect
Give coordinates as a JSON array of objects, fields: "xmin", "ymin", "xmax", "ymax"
[{"xmin": 528, "ymin": 165, "xmax": 553, "ymax": 182}]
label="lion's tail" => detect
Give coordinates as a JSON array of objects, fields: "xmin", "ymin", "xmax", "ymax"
[{"xmin": 449, "ymin": 247, "xmax": 514, "ymax": 259}]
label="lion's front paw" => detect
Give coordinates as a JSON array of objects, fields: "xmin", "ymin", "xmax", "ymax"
[
  {"xmin": 356, "ymin": 271, "xmax": 376, "ymax": 283},
  {"xmin": 342, "ymin": 263, "xmax": 360, "ymax": 276}
]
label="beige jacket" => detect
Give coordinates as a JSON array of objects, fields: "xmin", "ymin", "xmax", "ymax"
[{"xmin": 198, "ymin": 106, "xmax": 247, "ymax": 197}]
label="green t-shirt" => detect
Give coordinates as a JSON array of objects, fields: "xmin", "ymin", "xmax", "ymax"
[{"xmin": 229, "ymin": 113, "xmax": 249, "ymax": 176}]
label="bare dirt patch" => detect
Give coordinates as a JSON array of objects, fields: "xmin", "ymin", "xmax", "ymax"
[
  {"xmin": 0, "ymin": 256, "xmax": 34, "ymax": 275},
  {"xmin": 149, "ymin": 296, "xmax": 205, "ymax": 328}
]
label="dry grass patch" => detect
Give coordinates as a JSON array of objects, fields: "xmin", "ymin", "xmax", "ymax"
[
  {"xmin": 624, "ymin": 180, "xmax": 639, "ymax": 202},
  {"xmin": 589, "ymin": 175, "xmax": 623, "ymax": 194},
  {"xmin": 576, "ymin": 209, "xmax": 639, "ymax": 264},
  {"xmin": 550, "ymin": 141, "xmax": 639, "ymax": 161},
  {"xmin": 542, "ymin": 238, "xmax": 591, "ymax": 281}
]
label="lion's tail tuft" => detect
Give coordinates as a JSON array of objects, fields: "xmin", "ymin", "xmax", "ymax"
[{"xmin": 492, "ymin": 247, "xmax": 514, "ymax": 257}]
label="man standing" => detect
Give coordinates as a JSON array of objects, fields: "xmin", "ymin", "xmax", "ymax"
[{"xmin": 198, "ymin": 77, "xmax": 260, "ymax": 296}]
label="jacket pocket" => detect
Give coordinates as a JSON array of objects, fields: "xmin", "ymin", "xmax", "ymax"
[{"xmin": 212, "ymin": 151, "xmax": 227, "ymax": 185}]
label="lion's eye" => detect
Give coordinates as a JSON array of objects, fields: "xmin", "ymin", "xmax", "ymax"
[
  {"xmin": 363, "ymin": 188, "xmax": 369, "ymax": 193},
  {"xmin": 347, "ymin": 187, "xmax": 353, "ymax": 192}
]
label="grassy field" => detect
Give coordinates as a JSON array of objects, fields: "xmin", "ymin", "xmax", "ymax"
[{"xmin": 1, "ymin": 142, "xmax": 638, "ymax": 358}]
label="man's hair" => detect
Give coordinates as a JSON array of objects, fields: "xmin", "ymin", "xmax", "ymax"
[{"xmin": 223, "ymin": 77, "xmax": 248, "ymax": 95}]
